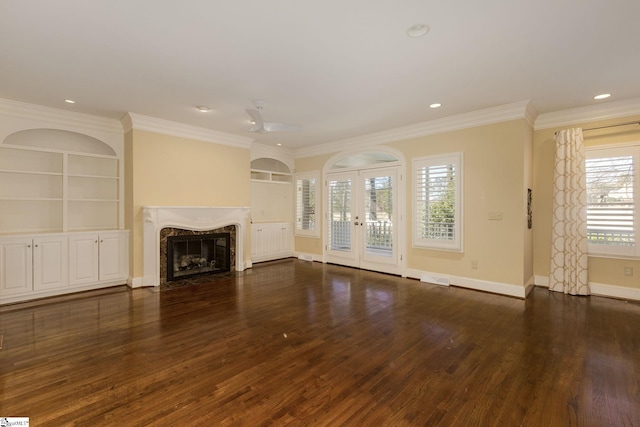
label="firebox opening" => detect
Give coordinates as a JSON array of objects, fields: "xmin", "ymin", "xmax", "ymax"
[{"xmin": 166, "ymin": 233, "xmax": 231, "ymax": 282}]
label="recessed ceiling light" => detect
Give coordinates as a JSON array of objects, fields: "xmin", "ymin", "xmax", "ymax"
[
  {"xmin": 407, "ymin": 23, "xmax": 430, "ymax": 38},
  {"xmin": 65, "ymin": 99, "xmax": 75, "ymax": 104},
  {"xmin": 196, "ymin": 106, "xmax": 210, "ymax": 112},
  {"xmin": 594, "ymin": 93, "xmax": 611, "ymax": 100},
  {"xmin": 277, "ymin": 143, "xmax": 282, "ymax": 146},
  {"xmin": 429, "ymin": 103, "xmax": 442, "ymax": 109}
]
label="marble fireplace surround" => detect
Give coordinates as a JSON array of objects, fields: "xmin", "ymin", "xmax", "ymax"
[{"xmin": 142, "ymin": 206, "xmax": 250, "ymax": 287}]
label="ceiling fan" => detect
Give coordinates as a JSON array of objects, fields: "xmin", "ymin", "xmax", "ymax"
[{"xmin": 246, "ymin": 100, "xmax": 301, "ymax": 133}]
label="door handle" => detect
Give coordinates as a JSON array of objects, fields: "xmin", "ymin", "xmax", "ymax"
[{"xmin": 354, "ymin": 221, "xmax": 359, "ymax": 226}]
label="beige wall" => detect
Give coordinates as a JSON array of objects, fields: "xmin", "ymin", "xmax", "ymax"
[
  {"xmin": 251, "ymin": 181, "xmax": 293, "ymax": 223},
  {"xmin": 127, "ymin": 129, "xmax": 251, "ymax": 279},
  {"xmin": 293, "ymin": 120, "xmax": 532, "ymax": 287},
  {"xmin": 533, "ymin": 115, "xmax": 640, "ymax": 290},
  {"xmin": 390, "ymin": 119, "xmax": 530, "ymax": 286},
  {"xmin": 293, "ymin": 153, "xmax": 333, "ymax": 256},
  {"xmin": 124, "ymin": 130, "xmax": 134, "ymax": 276}
]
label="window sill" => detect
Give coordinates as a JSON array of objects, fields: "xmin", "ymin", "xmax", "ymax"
[{"xmin": 587, "ymin": 252, "xmax": 640, "ymax": 261}]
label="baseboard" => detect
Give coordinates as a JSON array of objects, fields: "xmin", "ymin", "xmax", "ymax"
[
  {"xmin": 294, "ymin": 252, "xmax": 322, "ymax": 262},
  {"xmin": 406, "ymin": 268, "xmax": 526, "ymax": 298},
  {"xmin": 128, "ymin": 277, "xmax": 144, "ymax": 288},
  {"xmin": 534, "ymin": 275, "xmax": 640, "ymax": 301}
]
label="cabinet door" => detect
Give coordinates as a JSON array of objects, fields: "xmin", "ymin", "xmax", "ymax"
[
  {"xmin": 279, "ymin": 223, "xmax": 292, "ymax": 254},
  {"xmin": 0, "ymin": 237, "xmax": 33, "ymax": 296},
  {"xmin": 33, "ymin": 236, "xmax": 68, "ymax": 290},
  {"xmin": 99, "ymin": 232, "xmax": 127, "ymax": 281},
  {"xmin": 69, "ymin": 234, "xmax": 99, "ymax": 286},
  {"xmin": 251, "ymin": 224, "xmax": 272, "ymax": 259}
]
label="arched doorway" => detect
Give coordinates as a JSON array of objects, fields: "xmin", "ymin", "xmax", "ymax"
[{"xmin": 323, "ymin": 148, "xmax": 405, "ymax": 275}]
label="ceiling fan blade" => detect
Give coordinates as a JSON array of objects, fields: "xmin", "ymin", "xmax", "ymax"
[
  {"xmin": 263, "ymin": 122, "xmax": 302, "ymax": 132},
  {"xmin": 246, "ymin": 108, "xmax": 264, "ymax": 131}
]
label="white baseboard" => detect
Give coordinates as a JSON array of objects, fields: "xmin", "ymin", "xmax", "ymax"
[
  {"xmin": 294, "ymin": 252, "xmax": 322, "ymax": 262},
  {"xmin": 406, "ymin": 268, "xmax": 526, "ymax": 298},
  {"xmin": 534, "ymin": 275, "xmax": 640, "ymax": 301}
]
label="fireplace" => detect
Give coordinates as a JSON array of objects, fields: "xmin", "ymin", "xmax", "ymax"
[
  {"xmin": 167, "ymin": 233, "xmax": 231, "ymax": 281},
  {"xmin": 141, "ymin": 206, "xmax": 251, "ymax": 287}
]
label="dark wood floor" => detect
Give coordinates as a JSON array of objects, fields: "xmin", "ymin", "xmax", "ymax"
[{"xmin": 1, "ymin": 259, "xmax": 639, "ymax": 426}]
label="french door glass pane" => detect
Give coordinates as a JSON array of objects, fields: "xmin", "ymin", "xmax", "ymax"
[
  {"xmin": 329, "ymin": 178, "xmax": 351, "ymax": 251},
  {"xmin": 364, "ymin": 175, "xmax": 393, "ymax": 257}
]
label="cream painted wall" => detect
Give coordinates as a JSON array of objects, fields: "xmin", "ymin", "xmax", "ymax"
[
  {"xmin": 124, "ymin": 130, "xmax": 134, "ymax": 276},
  {"xmin": 533, "ymin": 115, "xmax": 640, "ymax": 290},
  {"xmin": 523, "ymin": 123, "xmax": 534, "ymax": 285},
  {"xmin": 293, "ymin": 153, "xmax": 333, "ymax": 256},
  {"xmin": 390, "ymin": 119, "xmax": 529, "ymax": 286},
  {"xmin": 251, "ymin": 181, "xmax": 293, "ymax": 222},
  {"xmin": 293, "ymin": 120, "xmax": 531, "ymax": 288},
  {"xmin": 127, "ymin": 129, "xmax": 251, "ymax": 279}
]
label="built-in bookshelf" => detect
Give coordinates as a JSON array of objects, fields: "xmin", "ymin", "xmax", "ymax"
[{"xmin": 0, "ymin": 145, "xmax": 120, "ymax": 234}]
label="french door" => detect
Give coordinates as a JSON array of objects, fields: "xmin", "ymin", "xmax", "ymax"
[{"xmin": 325, "ymin": 167, "xmax": 399, "ymax": 275}]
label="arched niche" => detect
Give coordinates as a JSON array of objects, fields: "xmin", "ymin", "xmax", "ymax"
[
  {"xmin": 250, "ymin": 158, "xmax": 292, "ymax": 183},
  {"xmin": 251, "ymin": 158, "xmax": 291, "ymax": 173},
  {"xmin": 3, "ymin": 129, "xmax": 116, "ymax": 156}
]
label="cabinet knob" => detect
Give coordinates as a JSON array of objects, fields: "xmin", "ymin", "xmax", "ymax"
[
  {"xmin": 27, "ymin": 244, "xmax": 31, "ymax": 248},
  {"xmin": 100, "ymin": 240, "xmax": 104, "ymax": 243},
  {"xmin": 35, "ymin": 244, "xmax": 38, "ymax": 247},
  {"xmin": 95, "ymin": 240, "xmax": 98, "ymax": 243}
]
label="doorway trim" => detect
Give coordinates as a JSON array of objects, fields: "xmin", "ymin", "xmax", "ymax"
[{"xmin": 322, "ymin": 146, "xmax": 407, "ymax": 277}]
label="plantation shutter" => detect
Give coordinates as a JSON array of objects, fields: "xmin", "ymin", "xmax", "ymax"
[
  {"xmin": 413, "ymin": 153, "xmax": 462, "ymax": 251},
  {"xmin": 296, "ymin": 176, "xmax": 316, "ymax": 233},
  {"xmin": 585, "ymin": 154, "xmax": 635, "ymax": 248}
]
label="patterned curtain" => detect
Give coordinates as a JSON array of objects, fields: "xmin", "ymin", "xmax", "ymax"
[{"xmin": 549, "ymin": 128, "xmax": 590, "ymax": 295}]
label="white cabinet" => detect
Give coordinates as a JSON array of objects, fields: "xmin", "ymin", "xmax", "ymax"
[
  {"xmin": 251, "ymin": 222, "xmax": 293, "ymax": 262},
  {"xmin": 98, "ymin": 232, "xmax": 128, "ymax": 282},
  {"xmin": 69, "ymin": 231, "xmax": 128, "ymax": 286},
  {"xmin": 0, "ymin": 230, "xmax": 128, "ymax": 304},
  {"xmin": 251, "ymin": 224, "xmax": 271, "ymax": 260},
  {"xmin": 0, "ymin": 237, "xmax": 33, "ymax": 296},
  {"xmin": 69, "ymin": 231, "xmax": 128, "ymax": 285},
  {"xmin": 69, "ymin": 234, "xmax": 99, "ymax": 285},
  {"xmin": 0, "ymin": 235, "xmax": 67, "ymax": 297},
  {"xmin": 33, "ymin": 235, "xmax": 68, "ymax": 290}
]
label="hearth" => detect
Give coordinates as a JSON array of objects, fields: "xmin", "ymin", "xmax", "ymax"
[{"xmin": 166, "ymin": 233, "xmax": 230, "ymax": 282}]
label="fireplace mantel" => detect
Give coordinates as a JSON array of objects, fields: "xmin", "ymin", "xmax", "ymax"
[{"xmin": 142, "ymin": 206, "xmax": 250, "ymax": 286}]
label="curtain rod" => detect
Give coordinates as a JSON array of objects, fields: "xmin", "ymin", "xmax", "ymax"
[
  {"xmin": 554, "ymin": 121, "xmax": 640, "ymax": 136},
  {"xmin": 583, "ymin": 121, "xmax": 640, "ymax": 132}
]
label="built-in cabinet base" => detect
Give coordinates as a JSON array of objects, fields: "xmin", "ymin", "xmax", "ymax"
[
  {"xmin": 0, "ymin": 230, "xmax": 128, "ymax": 304},
  {"xmin": 251, "ymin": 222, "xmax": 293, "ymax": 263}
]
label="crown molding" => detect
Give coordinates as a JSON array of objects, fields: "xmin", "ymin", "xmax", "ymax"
[
  {"xmin": 0, "ymin": 97, "xmax": 123, "ymax": 135},
  {"xmin": 534, "ymin": 97, "xmax": 640, "ymax": 130},
  {"xmin": 294, "ymin": 100, "xmax": 534, "ymax": 158},
  {"xmin": 122, "ymin": 112, "xmax": 254, "ymax": 149}
]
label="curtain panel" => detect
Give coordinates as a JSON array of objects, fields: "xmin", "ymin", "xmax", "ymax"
[{"xmin": 549, "ymin": 128, "xmax": 590, "ymax": 296}]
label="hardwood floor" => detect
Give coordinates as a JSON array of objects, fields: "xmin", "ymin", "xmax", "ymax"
[{"xmin": 1, "ymin": 259, "xmax": 639, "ymax": 426}]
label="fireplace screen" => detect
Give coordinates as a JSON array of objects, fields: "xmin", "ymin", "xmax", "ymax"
[{"xmin": 166, "ymin": 233, "xmax": 231, "ymax": 281}]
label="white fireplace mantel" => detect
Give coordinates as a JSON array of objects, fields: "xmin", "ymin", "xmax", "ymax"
[{"xmin": 142, "ymin": 206, "xmax": 251, "ymax": 286}]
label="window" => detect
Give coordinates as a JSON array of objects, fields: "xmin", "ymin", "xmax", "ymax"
[
  {"xmin": 585, "ymin": 144, "xmax": 639, "ymax": 258},
  {"xmin": 413, "ymin": 153, "xmax": 463, "ymax": 251},
  {"xmin": 295, "ymin": 172, "xmax": 319, "ymax": 237}
]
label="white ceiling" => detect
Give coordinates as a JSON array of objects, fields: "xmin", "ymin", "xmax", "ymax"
[{"xmin": 2, "ymin": 1, "xmax": 639, "ymax": 150}]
